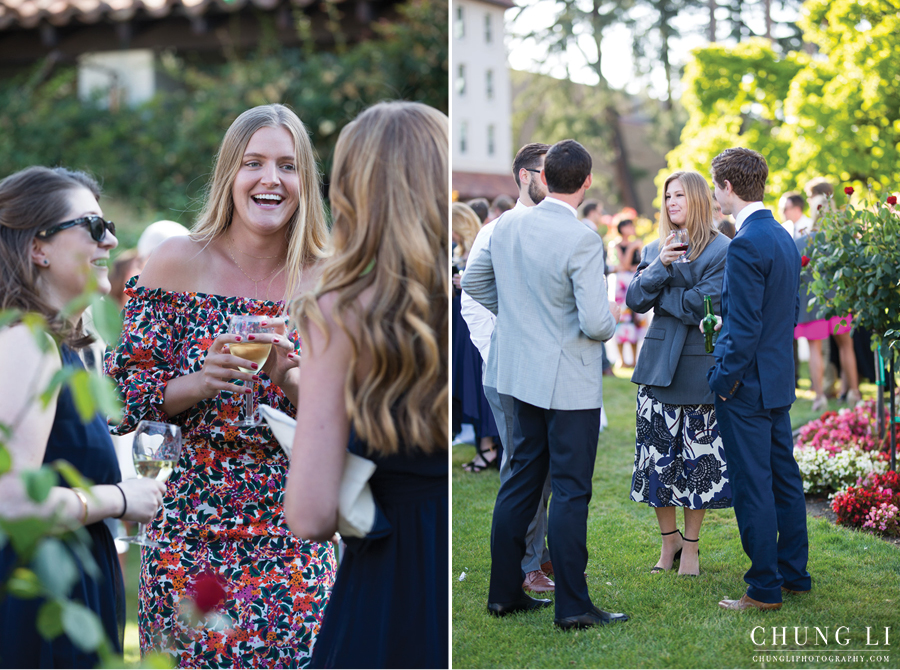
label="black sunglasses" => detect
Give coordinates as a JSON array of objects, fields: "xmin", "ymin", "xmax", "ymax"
[{"xmin": 36, "ymin": 216, "xmax": 116, "ymax": 243}]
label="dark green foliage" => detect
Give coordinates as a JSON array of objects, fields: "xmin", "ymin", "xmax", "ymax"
[{"xmin": 0, "ymin": 0, "xmax": 447, "ymax": 219}]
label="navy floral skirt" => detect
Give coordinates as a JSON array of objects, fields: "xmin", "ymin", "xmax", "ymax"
[{"xmin": 630, "ymin": 385, "xmax": 733, "ymax": 509}]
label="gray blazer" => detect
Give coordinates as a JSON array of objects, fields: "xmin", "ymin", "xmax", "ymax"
[
  {"xmin": 626, "ymin": 233, "xmax": 730, "ymax": 405},
  {"xmin": 461, "ymin": 199, "xmax": 617, "ymax": 411}
]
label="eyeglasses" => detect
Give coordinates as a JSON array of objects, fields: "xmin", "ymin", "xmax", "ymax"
[
  {"xmin": 524, "ymin": 168, "xmax": 542, "ymax": 175},
  {"xmin": 36, "ymin": 216, "xmax": 116, "ymax": 243}
]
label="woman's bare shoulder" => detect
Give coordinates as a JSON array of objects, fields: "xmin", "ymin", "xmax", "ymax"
[{"xmin": 137, "ymin": 236, "xmax": 208, "ymax": 292}]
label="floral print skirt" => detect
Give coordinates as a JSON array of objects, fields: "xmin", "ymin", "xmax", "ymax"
[{"xmin": 630, "ymin": 385, "xmax": 733, "ymax": 509}]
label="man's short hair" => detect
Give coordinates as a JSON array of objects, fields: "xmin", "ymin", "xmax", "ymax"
[
  {"xmin": 491, "ymin": 194, "xmax": 515, "ymax": 214},
  {"xmin": 804, "ymin": 177, "xmax": 834, "ymax": 198},
  {"xmin": 544, "ymin": 140, "xmax": 592, "ymax": 194},
  {"xmin": 466, "ymin": 197, "xmax": 490, "ymax": 223},
  {"xmin": 782, "ymin": 191, "xmax": 805, "ymax": 211},
  {"xmin": 711, "ymin": 147, "xmax": 768, "ymax": 203},
  {"xmin": 512, "ymin": 143, "xmax": 550, "ymax": 187},
  {"xmin": 581, "ymin": 199, "xmax": 602, "ymax": 218}
]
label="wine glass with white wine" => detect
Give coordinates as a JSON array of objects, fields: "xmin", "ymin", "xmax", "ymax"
[
  {"xmin": 228, "ymin": 314, "xmax": 275, "ymax": 427},
  {"xmin": 119, "ymin": 420, "xmax": 182, "ymax": 548}
]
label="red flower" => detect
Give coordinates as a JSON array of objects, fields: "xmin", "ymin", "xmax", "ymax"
[
  {"xmin": 844, "ymin": 186, "xmax": 854, "ymax": 195},
  {"xmin": 801, "ymin": 255, "xmax": 810, "ymax": 267},
  {"xmin": 192, "ymin": 572, "xmax": 226, "ymax": 614},
  {"xmin": 888, "ymin": 195, "xmax": 897, "ymax": 206}
]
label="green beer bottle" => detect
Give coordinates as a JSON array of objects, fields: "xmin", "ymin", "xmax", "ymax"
[{"xmin": 702, "ymin": 295, "xmax": 717, "ymax": 354}]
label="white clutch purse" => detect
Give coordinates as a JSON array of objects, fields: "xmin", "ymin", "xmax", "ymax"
[{"xmin": 258, "ymin": 404, "xmax": 378, "ymax": 538}]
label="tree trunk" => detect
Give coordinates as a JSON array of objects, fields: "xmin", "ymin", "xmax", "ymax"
[
  {"xmin": 708, "ymin": 0, "xmax": 716, "ymax": 41},
  {"xmin": 763, "ymin": 0, "xmax": 772, "ymax": 39},
  {"xmin": 606, "ymin": 105, "xmax": 640, "ymax": 212}
]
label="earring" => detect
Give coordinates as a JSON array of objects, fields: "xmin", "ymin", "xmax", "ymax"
[{"xmin": 42, "ymin": 259, "xmax": 49, "ymax": 266}]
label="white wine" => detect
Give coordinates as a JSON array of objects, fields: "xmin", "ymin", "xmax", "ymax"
[
  {"xmin": 134, "ymin": 457, "xmax": 177, "ymax": 482},
  {"xmin": 230, "ymin": 342, "xmax": 272, "ymax": 373}
]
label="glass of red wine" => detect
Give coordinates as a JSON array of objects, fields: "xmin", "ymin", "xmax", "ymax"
[{"xmin": 673, "ymin": 229, "xmax": 689, "ymax": 263}]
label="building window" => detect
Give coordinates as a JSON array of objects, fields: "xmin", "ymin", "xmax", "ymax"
[
  {"xmin": 455, "ymin": 6, "xmax": 465, "ymax": 39},
  {"xmin": 485, "ymin": 13, "xmax": 492, "ymax": 43},
  {"xmin": 460, "ymin": 121, "xmax": 468, "ymax": 154},
  {"xmin": 456, "ymin": 64, "xmax": 466, "ymax": 96},
  {"xmin": 487, "ymin": 124, "xmax": 495, "ymax": 156},
  {"xmin": 486, "ymin": 69, "xmax": 494, "ymax": 99}
]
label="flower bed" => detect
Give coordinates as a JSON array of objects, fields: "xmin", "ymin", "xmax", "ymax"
[
  {"xmin": 793, "ymin": 399, "xmax": 899, "ymax": 536},
  {"xmin": 832, "ymin": 471, "xmax": 900, "ymax": 537},
  {"xmin": 793, "ymin": 400, "xmax": 892, "ymax": 494}
]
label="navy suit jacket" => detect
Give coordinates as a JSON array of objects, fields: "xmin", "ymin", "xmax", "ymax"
[{"xmin": 707, "ymin": 208, "xmax": 801, "ymax": 409}]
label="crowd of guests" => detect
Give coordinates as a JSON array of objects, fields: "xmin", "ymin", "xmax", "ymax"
[
  {"xmin": 0, "ymin": 101, "xmax": 448, "ymax": 668},
  {"xmin": 457, "ymin": 138, "xmax": 874, "ymax": 628}
]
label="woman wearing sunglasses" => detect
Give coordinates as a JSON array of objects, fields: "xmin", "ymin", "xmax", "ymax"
[{"xmin": 0, "ymin": 166, "xmax": 165, "ymax": 667}]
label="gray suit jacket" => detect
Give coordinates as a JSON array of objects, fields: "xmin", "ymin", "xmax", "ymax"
[
  {"xmin": 626, "ymin": 233, "xmax": 730, "ymax": 405},
  {"xmin": 461, "ymin": 199, "xmax": 617, "ymax": 410}
]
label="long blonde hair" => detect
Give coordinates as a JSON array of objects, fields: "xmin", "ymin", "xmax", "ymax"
[
  {"xmin": 192, "ymin": 104, "xmax": 330, "ymax": 299},
  {"xmin": 659, "ymin": 170, "xmax": 718, "ymax": 261},
  {"xmin": 452, "ymin": 202, "xmax": 481, "ymax": 263},
  {"xmin": 292, "ymin": 101, "xmax": 448, "ymax": 455}
]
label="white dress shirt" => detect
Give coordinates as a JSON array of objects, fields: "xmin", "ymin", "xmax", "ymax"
[
  {"xmin": 734, "ymin": 201, "xmax": 765, "ymax": 232},
  {"xmin": 460, "ymin": 200, "xmax": 528, "ymax": 368}
]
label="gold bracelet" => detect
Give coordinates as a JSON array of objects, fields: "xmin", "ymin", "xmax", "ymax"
[{"xmin": 72, "ymin": 488, "xmax": 89, "ymax": 526}]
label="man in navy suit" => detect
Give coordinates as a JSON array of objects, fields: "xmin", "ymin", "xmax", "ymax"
[{"xmin": 707, "ymin": 147, "xmax": 811, "ymax": 611}]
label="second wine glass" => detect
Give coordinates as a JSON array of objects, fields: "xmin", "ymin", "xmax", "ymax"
[{"xmin": 229, "ymin": 315, "xmax": 275, "ymax": 427}]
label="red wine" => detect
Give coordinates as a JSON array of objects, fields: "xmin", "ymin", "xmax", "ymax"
[{"xmin": 673, "ymin": 244, "xmax": 688, "ymax": 252}]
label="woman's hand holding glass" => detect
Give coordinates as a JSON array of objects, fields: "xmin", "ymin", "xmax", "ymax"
[
  {"xmin": 661, "ymin": 230, "xmax": 689, "ymax": 266},
  {"xmin": 115, "ymin": 478, "xmax": 165, "ymax": 523}
]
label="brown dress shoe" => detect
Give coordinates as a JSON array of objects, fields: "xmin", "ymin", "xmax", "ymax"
[
  {"xmin": 523, "ymin": 570, "xmax": 555, "ymax": 593},
  {"xmin": 541, "ymin": 560, "xmax": 553, "ymax": 577},
  {"xmin": 718, "ymin": 594, "xmax": 782, "ymax": 611},
  {"xmin": 782, "ymin": 586, "xmax": 811, "ymax": 595}
]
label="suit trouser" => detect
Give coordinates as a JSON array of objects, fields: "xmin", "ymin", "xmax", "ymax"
[
  {"xmin": 488, "ymin": 398, "xmax": 600, "ymax": 618},
  {"xmin": 715, "ymin": 394, "xmax": 811, "ymax": 603},
  {"xmin": 484, "ymin": 385, "xmax": 551, "ymax": 574}
]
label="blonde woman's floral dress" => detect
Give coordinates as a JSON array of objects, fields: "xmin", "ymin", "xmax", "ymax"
[{"xmin": 106, "ymin": 278, "xmax": 335, "ymax": 668}]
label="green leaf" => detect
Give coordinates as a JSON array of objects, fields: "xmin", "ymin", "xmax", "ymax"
[
  {"xmin": 0, "ymin": 444, "xmax": 12, "ymax": 476},
  {"xmin": 21, "ymin": 466, "xmax": 57, "ymax": 503},
  {"xmin": 36, "ymin": 600, "xmax": 65, "ymax": 640},
  {"xmin": 32, "ymin": 538, "xmax": 78, "ymax": 599},
  {"xmin": 39, "ymin": 366, "xmax": 77, "ymax": 409},
  {"xmin": 0, "ymin": 516, "xmax": 56, "ymax": 556},
  {"xmin": 66, "ymin": 369, "xmax": 97, "ymax": 423},
  {"xmin": 0, "ymin": 308, "xmax": 21, "ymax": 329},
  {"xmin": 7, "ymin": 567, "xmax": 43, "ymax": 599},
  {"xmin": 88, "ymin": 295, "xmax": 123, "ymax": 347},
  {"xmin": 53, "ymin": 460, "xmax": 93, "ymax": 492},
  {"xmin": 61, "ymin": 601, "xmax": 105, "ymax": 653},
  {"xmin": 88, "ymin": 372, "xmax": 123, "ymax": 423}
]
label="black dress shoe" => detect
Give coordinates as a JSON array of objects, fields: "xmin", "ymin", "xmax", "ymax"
[
  {"xmin": 555, "ymin": 605, "xmax": 629, "ymax": 630},
  {"xmin": 487, "ymin": 593, "xmax": 552, "ymax": 617}
]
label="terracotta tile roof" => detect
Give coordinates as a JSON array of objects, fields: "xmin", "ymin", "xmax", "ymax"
[
  {"xmin": 452, "ymin": 170, "xmax": 518, "ymax": 201},
  {"xmin": 0, "ymin": 0, "xmax": 310, "ymax": 30}
]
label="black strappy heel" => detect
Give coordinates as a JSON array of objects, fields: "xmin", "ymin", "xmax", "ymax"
[
  {"xmin": 650, "ymin": 529, "xmax": 683, "ymax": 574},
  {"xmin": 679, "ymin": 536, "xmax": 700, "ymax": 576}
]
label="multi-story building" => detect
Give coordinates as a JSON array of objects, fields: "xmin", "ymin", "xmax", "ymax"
[{"xmin": 451, "ymin": 0, "xmax": 517, "ymax": 201}]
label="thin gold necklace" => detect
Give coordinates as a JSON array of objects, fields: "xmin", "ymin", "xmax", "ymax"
[{"xmin": 227, "ymin": 239, "xmax": 284, "ymax": 300}]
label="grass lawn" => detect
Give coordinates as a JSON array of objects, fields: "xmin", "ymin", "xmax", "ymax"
[{"xmin": 451, "ymin": 370, "xmax": 898, "ymax": 669}]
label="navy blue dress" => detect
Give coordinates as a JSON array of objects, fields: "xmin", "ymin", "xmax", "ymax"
[
  {"xmin": 309, "ymin": 432, "xmax": 448, "ymax": 669},
  {"xmin": 0, "ymin": 345, "xmax": 124, "ymax": 668},
  {"xmin": 451, "ymin": 286, "xmax": 498, "ymax": 442}
]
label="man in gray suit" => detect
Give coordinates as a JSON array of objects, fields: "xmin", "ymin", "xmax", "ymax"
[{"xmin": 462, "ymin": 140, "xmax": 627, "ymax": 630}]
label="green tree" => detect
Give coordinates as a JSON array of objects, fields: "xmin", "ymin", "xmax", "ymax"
[{"xmin": 661, "ymin": 0, "xmax": 900, "ymax": 200}]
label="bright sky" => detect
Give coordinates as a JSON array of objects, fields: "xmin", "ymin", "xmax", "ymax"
[{"xmin": 505, "ymin": 0, "xmax": 801, "ymax": 100}]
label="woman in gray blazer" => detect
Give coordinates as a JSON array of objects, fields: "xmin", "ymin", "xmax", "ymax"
[{"xmin": 626, "ymin": 170, "xmax": 732, "ymax": 577}]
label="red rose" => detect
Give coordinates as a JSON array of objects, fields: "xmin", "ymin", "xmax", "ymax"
[
  {"xmin": 844, "ymin": 186, "xmax": 854, "ymax": 195},
  {"xmin": 801, "ymin": 255, "xmax": 810, "ymax": 267},
  {"xmin": 888, "ymin": 195, "xmax": 897, "ymax": 205},
  {"xmin": 192, "ymin": 572, "xmax": 226, "ymax": 614}
]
